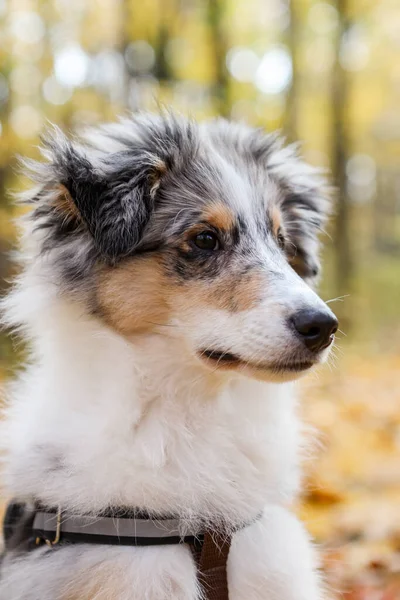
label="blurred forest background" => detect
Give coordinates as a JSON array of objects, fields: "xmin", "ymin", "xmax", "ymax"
[{"xmin": 0, "ymin": 0, "xmax": 399, "ymax": 598}]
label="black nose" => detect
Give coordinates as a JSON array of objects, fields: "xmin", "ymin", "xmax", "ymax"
[{"xmin": 291, "ymin": 309, "xmax": 338, "ymax": 352}]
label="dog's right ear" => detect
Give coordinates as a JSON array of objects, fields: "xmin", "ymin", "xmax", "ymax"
[{"xmin": 34, "ymin": 129, "xmax": 166, "ymax": 262}]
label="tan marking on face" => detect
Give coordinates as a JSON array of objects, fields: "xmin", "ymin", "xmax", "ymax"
[
  {"xmin": 96, "ymin": 254, "xmax": 172, "ymax": 335},
  {"xmin": 96, "ymin": 245, "xmax": 263, "ymax": 340},
  {"xmin": 210, "ymin": 270, "xmax": 264, "ymax": 312},
  {"xmin": 53, "ymin": 184, "xmax": 81, "ymax": 222},
  {"xmin": 174, "ymin": 269, "xmax": 264, "ymax": 315},
  {"xmin": 202, "ymin": 202, "xmax": 236, "ymax": 231},
  {"xmin": 270, "ymin": 205, "xmax": 282, "ymax": 238}
]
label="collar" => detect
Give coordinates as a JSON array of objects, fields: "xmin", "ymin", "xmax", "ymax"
[
  {"xmin": 2, "ymin": 500, "xmax": 263, "ymax": 600},
  {"xmin": 3, "ymin": 501, "xmax": 204, "ymax": 551},
  {"xmin": 33, "ymin": 506, "xmax": 203, "ymax": 548}
]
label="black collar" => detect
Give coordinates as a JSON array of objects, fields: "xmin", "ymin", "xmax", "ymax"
[
  {"xmin": 2, "ymin": 499, "xmax": 242, "ymax": 600},
  {"xmin": 3, "ymin": 500, "xmax": 204, "ymax": 551}
]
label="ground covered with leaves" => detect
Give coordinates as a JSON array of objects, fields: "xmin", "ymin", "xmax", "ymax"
[{"xmin": 300, "ymin": 353, "xmax": 400, "ymax": 599}]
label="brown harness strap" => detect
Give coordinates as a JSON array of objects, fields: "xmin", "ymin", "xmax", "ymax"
[{"xmin": 197, "ymin": 531, "xmax": 231, "ymax": 600}]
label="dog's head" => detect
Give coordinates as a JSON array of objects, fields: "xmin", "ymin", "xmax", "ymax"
[{"xmin": 26, "ymin": 113, "xmax": 337, "ymax": 382}]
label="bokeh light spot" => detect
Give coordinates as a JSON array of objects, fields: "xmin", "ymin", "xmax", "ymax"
[
  {"xmin": 10, "ymin": 11, "xmax": 45, "ymax": 44},
  {"xmin": 254, "ymin": 46, "xmax": 292, "ymax": 94},
  {"xmin": 347, "ymin": 154, "xmax": 376, "ymax": 203},
  {"xmin": 226, "ymin": 47, "xmax": 259, "ymax": 82},
  {"xmin": 54, "ymin": 45, "xmax": 90, "ymax": 87},
  {"xmin": 340, "ymin": 25, "xmax": 370, "ymax": 71},
  {"xmin": 308, "ymin": 2, "xmax": 339, "ymax": 35},
  {"xmin": 347, "ymin": 154, "xmax": 376, "ymax": 187},
  {"xmin": 125, "ymin": 41, "xmax": 155, "ymax": 74},
  {"xmin": 91, "ymin": 50, "xmax": 125, "ymax": 89}
]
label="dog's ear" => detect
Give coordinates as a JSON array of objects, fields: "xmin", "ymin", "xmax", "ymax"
[
  {"xmin": 267, "ymin": 144, "xmax": 332, "ymax": 282},
  {"xmin": 280, "ymin": 187, "xmax": 331, "ymax": 281},
  {"xmin": 37, "ymin": 129, "xmax": 167, "ymax": 262}
]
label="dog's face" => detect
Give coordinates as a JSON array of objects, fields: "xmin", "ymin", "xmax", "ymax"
[{"xmin": 29, "ymin": 114, "xmax": 337, "ymax": 382}]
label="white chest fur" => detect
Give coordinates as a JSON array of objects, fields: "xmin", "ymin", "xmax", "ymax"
[{"xmin": 2, "ymin": 298, "xmax": 301, "ymax": 525}]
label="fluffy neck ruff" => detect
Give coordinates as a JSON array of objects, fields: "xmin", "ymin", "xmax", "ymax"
[{"xmin": 1, "ymin": 268, "xmax": 301, "ymax": 532}]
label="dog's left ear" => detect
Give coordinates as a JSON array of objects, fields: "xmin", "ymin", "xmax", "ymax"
[
  {"xmin": 280, "ymin": 184, "xmax": 331, "ymax": 281},
  {"xmin": 269, "ymin": 146, "xmax": 332, "ymax": 282},
  {"xmin": 43, "ymin": 131, "xmax": 166, "ymax": 261}
]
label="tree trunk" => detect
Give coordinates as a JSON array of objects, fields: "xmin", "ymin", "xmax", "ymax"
[
  {"xmin": 207, "ymin": 0, "xmax": 230, "ymax": 117},
  {"xmin": 332, "ymin": 0, "xmax": 352, "ymax": 299},
  {"xmin": 120, "ymin": 0, "xmax": 132, "ymax": 108},
  {"xmin": 286, "ymin": 0, "xmax": 300, "ymax": 141}
]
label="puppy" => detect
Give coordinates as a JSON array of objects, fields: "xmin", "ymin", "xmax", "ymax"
[{"xmin": 0, "ymin": 113, "xmax": 337, "ymax": 600}]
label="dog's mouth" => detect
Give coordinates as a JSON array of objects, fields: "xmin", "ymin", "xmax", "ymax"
[
  {"xmin": 199, "ymin": 349, "xmax": 314, "ymax": 373},
  {"xmin": 201, "ymin": 350, "xmax": 240, "ymax": 364}
]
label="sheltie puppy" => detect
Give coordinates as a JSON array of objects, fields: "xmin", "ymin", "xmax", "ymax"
[{"xmin": 0, "ymin": 112, "xmax": 337, "ymax": 600}]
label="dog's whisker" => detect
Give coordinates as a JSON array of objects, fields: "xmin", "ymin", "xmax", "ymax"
[
  {"xmin": 325, "ymin": 294, "xmax": 350, "ymax": 304},
  {"xmin": 332, "ymin": 342, "xmax": 344, "ymax": 355}
]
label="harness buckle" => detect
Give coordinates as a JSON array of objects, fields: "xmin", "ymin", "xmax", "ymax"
[
  {"xmin": 36, "ymin": 505, "xmax": 62, "ymax": 547},
  {"xmin": 46, "ymin": 505, "xmax": 62, "ymax": 546}
]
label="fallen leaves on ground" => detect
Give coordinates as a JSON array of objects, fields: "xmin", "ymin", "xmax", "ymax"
[{"xmin": 300, "ymin": 353, "xmax": 400, "ymax": 599}]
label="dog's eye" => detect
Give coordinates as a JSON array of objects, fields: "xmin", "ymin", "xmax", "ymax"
[
  {"xmin": 276, "ymin": 229, "xmax": 285, "ymax": 250},
  {"xmin": 192, "ymin": 231, "xmax": 220, "ymax": 251}
]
